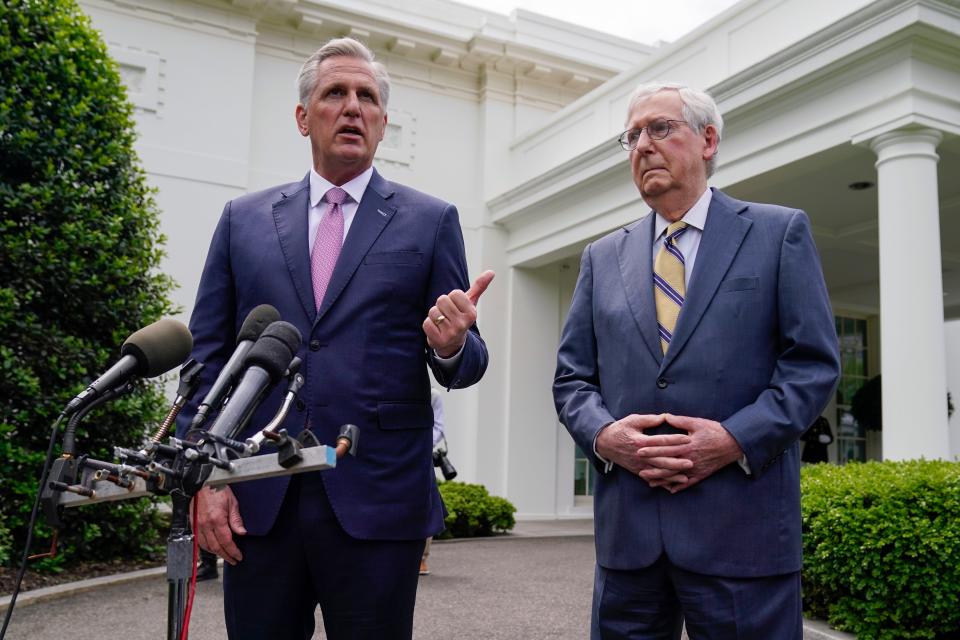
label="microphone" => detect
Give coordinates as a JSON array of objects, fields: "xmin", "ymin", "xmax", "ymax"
[
  {"xmin": 245, "ymin": 358, "xmax": 304, "ymax": 455},
  {"xmin": 205, "ymin": 321, "xmax": 302, "ymax": 444},
  {"xmin": 190, "ymin": 304, "xmax": 280, "ymax": 430},
  {"xmin": 64, "ymin": 319, "xmax": 193, "ymax": 417}
]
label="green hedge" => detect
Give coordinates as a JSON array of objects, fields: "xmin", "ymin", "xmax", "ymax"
[
  {"xmin": 437, "ymin": 481, "xmax": 516, "ymax": 539},
  {"xmin": 0, "ymin": 0, "xmax": 174, "ymax": 569},
  {"xmin": 802, "ymin": 460, "xmax": 960, "ymax": 639}
]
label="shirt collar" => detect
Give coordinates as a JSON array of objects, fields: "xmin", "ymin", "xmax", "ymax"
[
  {"xmin": 309, "ymin": 166, "xmax": 374, "ymax": 208},
  {"xmin": 654, "ymin": 188, "xmax": 713, "ymax": 240}
]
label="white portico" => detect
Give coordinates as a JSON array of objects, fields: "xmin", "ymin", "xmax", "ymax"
[{"xmin": 486, "ymin": 0, "xmax": 960, "ymax": 514}]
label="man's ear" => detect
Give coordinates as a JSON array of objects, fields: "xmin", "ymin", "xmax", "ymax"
[
  {"xmin": 295, "ymin": 103, "xmax": 308, "ymax": 137},
  {"xmin": 379, "ymin": 112, "xmax": 388, "ymax": 141},
  {"xmin": 702, "ymin": 124, "xmax": 719, "ymax": 161}
]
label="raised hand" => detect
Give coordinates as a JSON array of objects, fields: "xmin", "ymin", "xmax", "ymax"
[{"xmin": 423, "ymin": 270, "xmax": 495, "ymax": 358}]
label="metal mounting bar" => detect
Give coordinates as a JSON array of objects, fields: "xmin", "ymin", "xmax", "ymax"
[{"xmin": 56, "ymin": 445, "xmax": 337, "ymax": 508}]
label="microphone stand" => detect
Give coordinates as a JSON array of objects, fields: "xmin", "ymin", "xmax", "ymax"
[
  {"xmin": 166, "ymin": 491, "xmax": 195, "ymax": 640},
  {"xmin": 162, "ymin": 361, "xmax": 203, "ymax": 640},
  {"xmin": 38, "ymin": 363, "xmax": 360, "ymax": 640}
]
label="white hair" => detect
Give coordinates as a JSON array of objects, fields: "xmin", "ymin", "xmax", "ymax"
[
  {"xmin": 627, "ymin": 82, "xmax": 723, "ymax": 177},
  {"xmin": 296, "ymin": 37, "xmax": 390, "ymax": 108}
]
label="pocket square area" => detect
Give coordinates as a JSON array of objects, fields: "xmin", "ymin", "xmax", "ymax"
[
  {"xmin": 720, "ymin": 276, "xmax": 759, "ymax": 292},
  {"xmin": 363, "ymin": 251, "xmax": 423, "ymax": 265}
]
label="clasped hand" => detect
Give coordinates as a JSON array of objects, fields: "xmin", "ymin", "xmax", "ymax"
[{"xmin": 595, "ymin": 413, "xmax": 744, "ymax": 494}]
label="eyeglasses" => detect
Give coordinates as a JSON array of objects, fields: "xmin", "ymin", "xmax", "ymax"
[{"xmin": 618, "ymin": 119, "xmax": 688, "ymax": 150}]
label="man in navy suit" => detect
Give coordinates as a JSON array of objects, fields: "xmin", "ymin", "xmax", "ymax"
[
  {"xmin": 553, "ymin": 83, "xmax": 840, "ymax": 638},
  {"xmin": 177, "ymin": 37, "xmax": 492, "ymax": 640}
]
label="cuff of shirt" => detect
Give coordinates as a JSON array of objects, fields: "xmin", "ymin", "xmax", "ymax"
[
  {"xmin": 737, "ymin": 454, "xmax": 752, "ymax": 475},
  {"xmin": 593, "ymin": 423, "xmax": 614, "ymax": 473},
  {"xmin": 431, "ymin": 343, "xmax": 464, "ymax": 374}
]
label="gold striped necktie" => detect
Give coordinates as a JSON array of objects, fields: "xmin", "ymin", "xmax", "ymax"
[{"xmin": 654, "ymin": 220, "xmax": 688, "ymax": 354}]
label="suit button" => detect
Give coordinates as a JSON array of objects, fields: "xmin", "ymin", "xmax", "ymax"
[
  {"xmin": 656, "ymin": 378, "xmax": 668, "ymax": 389},
  {"xmin": 295, "ymin": 399, "xmax": 306, "ymax": 411},
  {"xmin": 309, "ymin": 340, "xmax": 321, "ymax": 351}
]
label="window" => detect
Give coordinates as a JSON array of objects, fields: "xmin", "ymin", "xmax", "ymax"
[
  {"xmin": 574, "ymin": 447, "xmax": 597, "ymax": 496},
  {"xmin": 835, "ymin": 316, "xmax": 869, "ymax": 464}
]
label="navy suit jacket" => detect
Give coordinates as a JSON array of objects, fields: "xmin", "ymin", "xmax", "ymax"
[
  {"xmin": 176, "ymin": 169, "xmax": 487, "ymax": 540},
  {"xmin": 553, "ymin": 189, "xmax": 839, "ymax": 578}
]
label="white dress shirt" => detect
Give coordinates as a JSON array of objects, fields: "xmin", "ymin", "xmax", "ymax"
[
  {"xmin": 307, "ymin": 166, "xmax": 372, "ymax": 255},
  {"xmin": 651, "ymin": 187, "xmax": 712, "ymax": 286}
]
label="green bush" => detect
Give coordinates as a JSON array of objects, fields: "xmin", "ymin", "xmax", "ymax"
[
  {"xmin": 801, "ymin": 460, "xmax": 960, "ymax": 639},
  {"xmin": 0, "ymin": 0, "xmax": 175, "ymax": 569},
  {"xmin": 437, "ymin": 481, "xmax": 516, "ymax": 539}
]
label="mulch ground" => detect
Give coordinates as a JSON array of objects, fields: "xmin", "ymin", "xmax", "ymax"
[{"xmin": 0, "ymin": 558, "xmax": 164, "ymax": 597}]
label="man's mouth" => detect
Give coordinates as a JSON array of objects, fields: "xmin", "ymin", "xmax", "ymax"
[{"xmin": 337, "ymin": 126, "xmax": 364, "ymax": 139}]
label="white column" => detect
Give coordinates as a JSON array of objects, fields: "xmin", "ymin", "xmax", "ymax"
[
  {"xmin": 504, "ymin": 265, "xmax": 564, "ymax": 517},
  {"xmin": 870, "ymin": 129, "xmax": 950, "ymax": 460}
]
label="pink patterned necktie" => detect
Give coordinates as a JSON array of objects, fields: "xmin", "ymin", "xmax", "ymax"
[{"xmin": 311, "ymin": 187, "xmax": 348, "ymax": 310}]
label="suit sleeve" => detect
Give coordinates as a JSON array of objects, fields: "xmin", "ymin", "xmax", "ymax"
[
  {"xmin": 553, "ymin": 244, "xmax": 617, "ymax": 471},
  {"xmin": 721, "ymin": 211, "xmax": 840, "ymax": 476},
  {"xmin": 425, "ymin": 203, "xmax": 488, "ymax": 389},
  {"xmin": 174, "ymin": 201, "xmax": 238, "ymax": 438}
]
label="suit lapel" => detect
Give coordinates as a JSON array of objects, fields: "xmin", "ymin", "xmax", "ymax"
[
  {"xmin": 272, "ymin": 174, "xmax": 315, "ymax": 321},
  {"xmin": 616, "ymin": 213, "xmax": 662, "ymax": 364},
  {"xmin": 661, "ymin": 189, "xmax": 751, "ymax": 370},
  {"xmin": 314, "ymin": 168, "xmax": 397, "ymax": 326}
]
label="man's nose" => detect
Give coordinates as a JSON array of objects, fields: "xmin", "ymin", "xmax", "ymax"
[
  {"xmin": 343, "ymin": 91, "xmax": 361, "ymax": 115},
  {"xmin": 633, "ymin": 128, "xmax": 655, "ymax": 153}
]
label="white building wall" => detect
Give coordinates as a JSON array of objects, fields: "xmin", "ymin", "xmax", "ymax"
[{"xmin": 82, "ymin": 0, "xmax": 261, "ymax": 317}]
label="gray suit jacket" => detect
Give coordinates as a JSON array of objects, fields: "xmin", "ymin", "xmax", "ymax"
[{"xmin": 553, "ymin": 188, "xmax": 840, "ymax": 577}]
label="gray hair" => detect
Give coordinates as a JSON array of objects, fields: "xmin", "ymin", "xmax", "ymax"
[
  {"xmin": 297, "ymin": 37, "xmax": 391, "ymax": 109},
  {"xmin": 626, "ymin": 82, "xmax": 723, "ymax": 177}
]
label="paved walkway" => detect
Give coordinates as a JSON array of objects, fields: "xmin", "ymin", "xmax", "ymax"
[{"xmin": 1, "ymin": 519, "xmax": 851, "ymax": 639}]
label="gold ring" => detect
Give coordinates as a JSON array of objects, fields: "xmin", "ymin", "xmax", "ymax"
[{"xmin": 433, "ymin": 314, "xmax": 446, "ymax": 326}]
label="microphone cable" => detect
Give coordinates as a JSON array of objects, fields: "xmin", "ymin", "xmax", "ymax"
[
  {"xmin": 179, "ymin": 504, "xmax": 200, "ymax": 640},
  {"xmin": 0, "ymin": 412, "xmax": 66, "ymax": 640}
]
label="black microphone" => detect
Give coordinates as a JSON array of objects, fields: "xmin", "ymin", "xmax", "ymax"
[
  {"xmin": 190, "ymin": 304, "xmax": 280, "ymax": 430},
  {"xmin": 205, "ymin": 321, "xmax": 302, "ymax": 444},
  {"xmin": 64, "ymin": 319, "xmax": 193, "ymax": 417}
]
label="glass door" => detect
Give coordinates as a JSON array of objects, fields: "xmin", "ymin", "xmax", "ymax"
[{"xmin": 835, "ymin": 316, "xmax": 869, "ymax": 463}]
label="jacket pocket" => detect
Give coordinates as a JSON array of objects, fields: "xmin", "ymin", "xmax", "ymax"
[
  {"xmin": 377, "ymin": 400, "xmax": 432, "ymax": 430},
  {"xmin": 364, "ymin": 251, "xmax": 423, "ymax": 266},
  {"xmin": 719, "ymin": 276, "xmax": 759, "ymax": 292}
]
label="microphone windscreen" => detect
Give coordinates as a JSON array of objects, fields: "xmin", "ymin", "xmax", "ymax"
[
  {"xmin": 244, "ymin": 321, "xmax": 301, "ymax": 383},
  {"xmin": 120, "ymin": 318, "xmax": 194, "ymax": 378},
  {"xmin": 237, "ymin": 304, "xmax": 281, "ymax": 343}
]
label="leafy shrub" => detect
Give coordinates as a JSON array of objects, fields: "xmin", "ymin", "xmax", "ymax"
[
  {"xmin": 801, "ymin": 460, "xmax": 960, "ymax": 639},
  {"xmin": 0, "ymin": 0, "xmax": 174, "ymax": 569},
  {"xmin": 437, "ymin": 481, "xmax": 516, "ymax": 539}
]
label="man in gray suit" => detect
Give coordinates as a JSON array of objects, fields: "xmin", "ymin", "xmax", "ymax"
[{"xmin": 553, "ymin": 83, "xmax": 840, "ymax": 638}]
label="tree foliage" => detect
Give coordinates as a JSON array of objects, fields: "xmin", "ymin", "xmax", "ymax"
[{"xmin": 0, "ymin": 0, "xmax": 175, "ymax": 568}]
